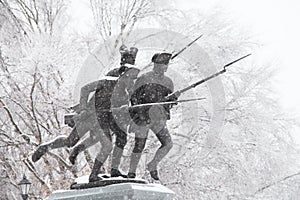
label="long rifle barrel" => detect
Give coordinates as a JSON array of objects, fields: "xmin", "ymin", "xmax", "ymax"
[
  {"xmin": 171, "ymin": 34, "xmax": 203, "ymax": 60},
  {"xmin": 178, "ymin": 69, "xmax": 226, "ymax": 94},
  {"xmin": 127, "ymin": 97, "xmax": 205, "ymax": 109},
  {"xmin": 223, "ymin": 53, "xmax": 251, "ymax": 69},
  {"xmin": 167, "ymin": 53, "xmax": 252, "ymax": 99},
  {"xmin": 141, "ymin": 34, "xmax": 203, "ymax": 71}
]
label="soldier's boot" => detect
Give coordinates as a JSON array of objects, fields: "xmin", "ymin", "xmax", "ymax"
[
  {"xmin": 111, "ymin": 145, "xmax": 127, "ymax": 178},
  {"xmin": 89, "ymin": 160, "xmax": 103, "ymax": 183},
  {"xmin": 127, "ymin": 172, "xmax": 136, "ymax": 179},
  {"xmin": 145, "ymin": 127, "xmax": 173, "ymax": 181},
  {"xmin": 32, "ymin": 144, "xmax": 49, "ymax": 162},
  {"xmin": 111, "ymin": 168, "xmax": 127, "ymax": 178},
  {"xmin": 127, "ymin": 152, "xmax": 140, "ymax": 179},
  {"xmin": 149, "ymin": 170, "xmax": 159, "ymax": 180},
  {"xmin": 69, "ymin": 143, "xmax": 85, "ymax": 165},
  {"xmin": 127, "ymin": 138, "xmax": 147, "ymax": 179},
  {"xmin": 147, "ymin": 162, "xmax": 159, "ymax": 180}
]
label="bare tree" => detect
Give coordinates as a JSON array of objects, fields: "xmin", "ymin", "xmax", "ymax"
[
  {"xmin": 88, "ymin": 0, "xmax": 180, "ymax": 50},
  {"xmin": 1, "ymin": 0, "xmax": 67, "ymax": 35},
  {"xmin": 0, "ymin": 0, "xmax": 86, "ymax": 198}
]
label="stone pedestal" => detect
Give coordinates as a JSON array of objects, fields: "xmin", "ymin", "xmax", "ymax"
[{"xmin": 46, "ymin": 183, "xmax": 175, "ymax": 200}]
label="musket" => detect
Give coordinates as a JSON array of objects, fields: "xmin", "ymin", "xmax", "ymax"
[
  {"xmin": 112, "ymin": 97, "xmax": 206, "ymax": 110},
  {"xmin": 64, "ymin": 97, "xmax": 205, "ymax": 127},
  {"xmin": 171, "ymin": 34, "xmax": 203, "ymax": 60},
  {"xmin": 141, "ymin": 34, "xmax": 203, "ymax": 70},
  {"xmin": 166, "ymin": 54, "xmax": 252, "ymax": 100}
]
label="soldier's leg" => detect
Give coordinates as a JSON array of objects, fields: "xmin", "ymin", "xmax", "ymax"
[
  {"xmin": 89, "ymin": 128, "xmax": 112, "ymax": 182},
  {"xmin": 89, "ymin": 112, "xmax": 113, "ymax": 182},
  {"xmin": 69, "ymin": 130, "xmax": 100, "ymax": 164},
  {"xmin": 32, "ymin": 112, "xmax": 94, "ymax": 162},
  {"xmin": 128, "ymin": 123, "xmax": 149, "ymax": 178},
  {"xmin": 109, "ymin": 117, "xmax": 128, "ymax": 177},
  {"xmin": 32, "ymin": 127, "xmax": 80, "ymax": 162},
  {"xmin": 51, "ymin": 113, "xmax": 93, "ymax": 149},
  {"xmin": 64, "ymin": 127, "xmax": 81, "ymax": 147},
  {"xmin": 70, "ymin": 113, "xmax": 95, "ymax": 146},
  {"xmin": 69, "ymin": 116, "xmax": 101, "ymax": 164},
  {"xmin": 147, "ymin": 121, "xmax": 173, "ymax": 180}
]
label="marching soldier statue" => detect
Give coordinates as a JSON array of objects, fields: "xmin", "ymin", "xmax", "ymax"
[{"xmin": 128, "ymin": 52, "xmax": 180, "ymax": 180}]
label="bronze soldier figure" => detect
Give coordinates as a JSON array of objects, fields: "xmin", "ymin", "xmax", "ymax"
[
  {"xmin": 85, "ymin": 46, "xmax": 139, "ymax": 182},
  {"xmin": 128, "ymin": 53, "xmax": 180, "ymax": 180},
  {"xmin": 32, "ymin": 46, "xmax": 139, "ymax": 178}
]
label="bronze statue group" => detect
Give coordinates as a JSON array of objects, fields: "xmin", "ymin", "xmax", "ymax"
[{"xmin": 32, "ymin": 45, "xmax": 180, "ymax": 183}]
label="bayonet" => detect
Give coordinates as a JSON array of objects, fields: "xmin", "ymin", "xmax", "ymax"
[
  {"xmin": 167, "ymin": 54, "xmax": 252, "ymax": 100},
  {"xmin": 171, "ymin": 34, "xmax": 203, "ymax": 60}
]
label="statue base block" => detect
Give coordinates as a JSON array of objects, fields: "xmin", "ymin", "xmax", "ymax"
[{"xmin": 46, "ymin": 177, "xmax": 175, "ymax": 200}]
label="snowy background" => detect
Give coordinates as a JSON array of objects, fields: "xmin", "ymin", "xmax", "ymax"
[{"xmin": 0, "ymin": 0, "xmax": 300, "ymax": 199}]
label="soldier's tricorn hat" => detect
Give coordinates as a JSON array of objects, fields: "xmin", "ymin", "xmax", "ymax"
[
  {"xmin": 151, "ymin": 53, "xmax": 172, "ymax": 65},
  {"xmin": 119, "ymin": 45, "xmax": 138, "ymax": 65}
]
